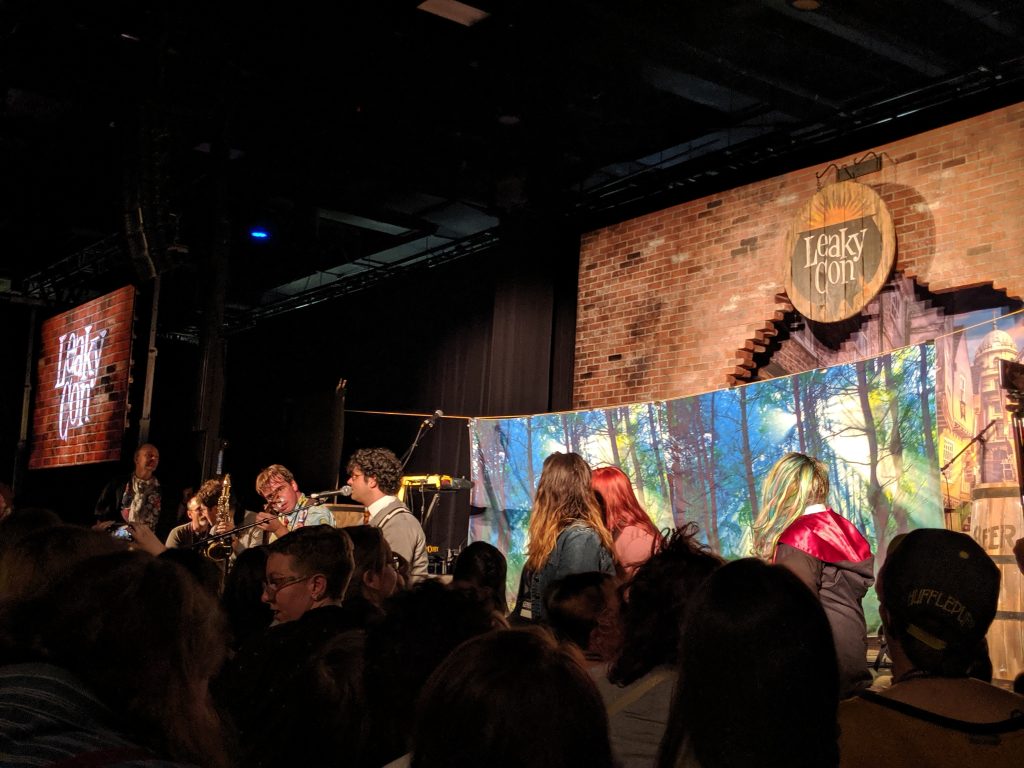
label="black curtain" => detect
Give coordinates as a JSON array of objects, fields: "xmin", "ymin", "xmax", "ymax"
[{"xmin": 220, "ymin": 221, "xmax": 580, "ymax": 549}]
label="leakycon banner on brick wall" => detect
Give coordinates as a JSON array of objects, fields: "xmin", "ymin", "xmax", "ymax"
[
  {"xmin": 29, "ymin": 285, "xmax": 136, "ymax": 469},
  {"xmin": 783, "ymin": 180, "xmax": 896, "ymax": 323}
]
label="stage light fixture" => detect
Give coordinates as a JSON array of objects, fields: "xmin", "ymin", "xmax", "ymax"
[{"xmin": 249, "ymin": 229, "xmax": 269, "ymax": 240}]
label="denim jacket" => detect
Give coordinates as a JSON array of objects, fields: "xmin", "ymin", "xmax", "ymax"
[{"xmin": 526, "ymin": 523, "xmax": 615, "ymax": 623}]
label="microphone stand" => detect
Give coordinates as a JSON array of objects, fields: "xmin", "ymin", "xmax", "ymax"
[
  {"xmin": 940, "ymin": 418, "xmax": 999, "ymax": 475},
  {"xmin": 400, "ymin": 413, "xmax": 438, "ymax": 471}
]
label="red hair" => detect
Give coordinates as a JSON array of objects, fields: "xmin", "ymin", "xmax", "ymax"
[{"xmin": 591, "ymin": 466, "xmax": 663, "ymax": 546}]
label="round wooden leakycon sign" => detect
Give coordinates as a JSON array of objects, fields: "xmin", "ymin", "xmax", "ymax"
[{"xmin": 783, "ymin": 180, "xmax": 896, "ymax": 323}]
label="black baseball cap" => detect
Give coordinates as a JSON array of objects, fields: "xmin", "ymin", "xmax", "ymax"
[{"xmin": 879, "ymin": 528, "xmax": 1000, "ymax": 653}]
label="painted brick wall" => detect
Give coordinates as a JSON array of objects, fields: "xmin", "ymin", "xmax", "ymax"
[
  {"xmin": 29, "ymin": 285, "xmax": 136, "ymax": 468},
  {"xmin": 575, "ymin": 102, "xmax": 1024, "ymax": 409}
]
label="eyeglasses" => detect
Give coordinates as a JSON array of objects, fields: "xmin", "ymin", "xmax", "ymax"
[
  {"xmin": 262, "ymin": 574, "xmax": 314, "ymax": 596},
  {"xmin": 261, "ymin": 483, "xmax": 288, "ymax": 502}
]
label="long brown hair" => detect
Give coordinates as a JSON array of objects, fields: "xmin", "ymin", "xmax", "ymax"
[{"xmin": 525, "ymin": 453, "xmax": 614, "ymax": 574}]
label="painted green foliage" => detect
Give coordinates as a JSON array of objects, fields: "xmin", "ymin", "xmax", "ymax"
[{"xmin": 469, "ymin": 343, "xmax": 942, "ymax": 616}]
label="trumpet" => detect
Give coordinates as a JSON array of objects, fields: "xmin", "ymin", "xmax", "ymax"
[
  {"xmin": 204, "ymin": 474, "xmax": 235, "ymax": 561},
  {"xmin": 196, "ymin": 497, "xmax": 320, "ymax": 547}
]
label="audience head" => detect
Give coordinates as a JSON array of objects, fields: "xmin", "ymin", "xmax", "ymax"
[
  {"xmin": 610, "ymin": 523, "xmax": 723, "ymax": 685},
  {"xmin": 393, "ymin": 551, "xmax": 411, "ymax": 591},
  {"xmin": 344, "ymin": 524, "xmax": 399, "ymax": 608},
  {"xmin": 3, "ymin": 550, "xmax": 229, "ymax": 768},
  {"xmin": 591, "ymin": 465, "xmax": 663, "ymax": 543},
  {"xmin": 452, "ymin": 540, "xmax": 509, "ymax": 615},
  {"xmin": 544, "ymin": 571, "xmax": 621, "ymax": 659},
  {"xmin": 158, "ymin": 547, "xmax": 222, "ymax": 597},
  {"xmin": 346, "ymin": 447, "xmax": 403, "ymax": 505},
  {"xmin": 526, "ymin": 452, "xmax": 614, "ymax": 574},
  {"xmin": 879, "ymin": 528, "xmax": 999, "ymax": 678},
  {"xmin": 0, "ymin": 507, "xmax": 62, "ymax": 561},
  {"xmin": 265, "ymin": 630, "xmax": 368, "ymax": 768},
  {"xmin": 262, "ymin": 525, "xmax": 355, "ymax": 622},
  {"xmin": 412, "ymin": 628, "xmax": 615, "ymax": 768},
  {"xmin": 221, "ymin": 546, "xmax": 273, "ymax": 648},
  {"xmin": 0, "ymin": 524, "xmax": 125, "ymax": 602},
  {"xmin": 751, "ymin": 452, "xmax": 829, "ymax": 560},
  {"xmin": 363, "ymin": 580, "xmax": 498, "ymax": 766},
  {"xmin": 658, "ymin": 558, "xmax": 839, "ymax": 768}
]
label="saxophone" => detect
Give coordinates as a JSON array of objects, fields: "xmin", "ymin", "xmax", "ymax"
[{"xmin": 204, "ymin": 474, "xmax": 234, "ymax": 561}]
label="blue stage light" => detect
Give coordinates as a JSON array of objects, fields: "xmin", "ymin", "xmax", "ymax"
[{"xmin": 250, "ymin": 229, "xmax": 269, "ymax": 240}]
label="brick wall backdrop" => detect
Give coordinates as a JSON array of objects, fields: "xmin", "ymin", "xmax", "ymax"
[
  {"xmin": 575, "ymin": 102, "xmax": 1024, "ymax": 409},
  {"xmin": 29, "ymin": 285, "xmax": 136, "ymax": 468}
]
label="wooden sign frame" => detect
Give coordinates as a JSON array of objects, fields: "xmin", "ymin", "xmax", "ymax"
[{"xmin": 783, "ymin": 181, "xmax": 896, "ymax": 323}]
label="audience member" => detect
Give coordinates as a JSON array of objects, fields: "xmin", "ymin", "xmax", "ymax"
[
  {"xmin": 410, "ymin": 628, "xmax": 615, "ymax": 768},
  {"xmin": 751, "ymin": 451, "xmax": 874, "ymax": 696},
  {"xmin": 452, "ymin": 540, "xmax": 509, "ymax": 615},
  {"xmin": 515, "ymin": 452, "xmax": 616, "ymax": 623},
  {"xmin": 592, "ymin": 465, "xmax": 665, "ymax": 576},
  {"xmin": 0, "ymin": 508, "xmax": 63, "ymax": 564},
  {"xmin": 393, "ymin": 551, "xmax": 412, "ymax": 591},
  {"xmin": 658, "ymin": 558, "xmax": 840, "ymax": 768},
  {"xmin": 344, "ymin": 524, "xmax": 399, "ymax": 620},
  {"xmin": 839, "ymin": 528, "xmax": 1024, "ymax": 767},
  {"xmin": 266, "ymin": 630, "xmax": 368, "ymax": 768},
  {"xmin": 254, "ymin": 463, "xmax": 336, "ymax": 541},
  {"xmin": 215, "ymin": 525, "xmax": 357, "ymax": 768},
  {"xmin": 545, "ymin": 571, "xmax": 622, "ymax": 664},
  {"xmin": 0, "ymin": 550, "xmax": 231, "ymax": 768},
  {"xmin": 363, "ymin": 580, "xmax": 498, "ymax": 767},
  {"xmin": 94, "ymin": 443, "xmax": 169, "ymax": 537},
  {"xmin": 158, "ymin": 546, "xmax": 223, "ymax": 596},
  {"xmin": 221, "ymin": 546, "xmax": 273, "ymax": 651},
  {"xmin": 597, "ymin": 524, "xmax": 723, "ymax": 768},
  {"xmin": 0, "ymin": 525, "xmax": 124, "ymax": 602},
  {"xmin": 346, "ymin": 448, "xmax": 429, "ymax": 582}
]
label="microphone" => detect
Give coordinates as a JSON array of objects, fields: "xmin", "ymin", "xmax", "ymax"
[
  {"xmin": 423, "ymin": 409, "xmax": 443, "ymax": 429},
  {"xmin": 310, "ymin": 485, "xmax": 353, "ymax": 499}
]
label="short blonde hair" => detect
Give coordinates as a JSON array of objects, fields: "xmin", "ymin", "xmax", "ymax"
[{"xmin": 256, "ymin": 464, "xmax": 295, "ymax": 496}]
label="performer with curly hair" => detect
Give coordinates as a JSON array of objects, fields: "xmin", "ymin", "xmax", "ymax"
[{"xmin": 347, "ymin": 447, "xmax": 428, "ymax": 583}]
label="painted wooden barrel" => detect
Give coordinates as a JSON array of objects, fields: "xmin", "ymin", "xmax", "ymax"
[{"xmin": 970, "ymin": 482, "xmax": 1024, "ymax": 684}]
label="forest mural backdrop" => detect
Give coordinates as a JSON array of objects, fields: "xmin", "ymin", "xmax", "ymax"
[{"xmin": 469, "ymin": 342, "xmax": 944, "ymax": 629}]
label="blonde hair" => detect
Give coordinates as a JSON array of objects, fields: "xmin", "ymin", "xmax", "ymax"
[
  {"xmin": 525, "ymin": 453, "xmax": 615, "ymax": 574},
  {"xmin": 256, "ymin": 464, "xmax": 295, "ymax": 495},
  {"xmin": 750, "ymin": 452, "xmax": 829, "ymax": 561}
]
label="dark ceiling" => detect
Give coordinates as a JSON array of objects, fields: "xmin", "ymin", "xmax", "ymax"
[{"xmin": 2, "ymin": 0, "xmax": 1024, "ymax": 335}]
